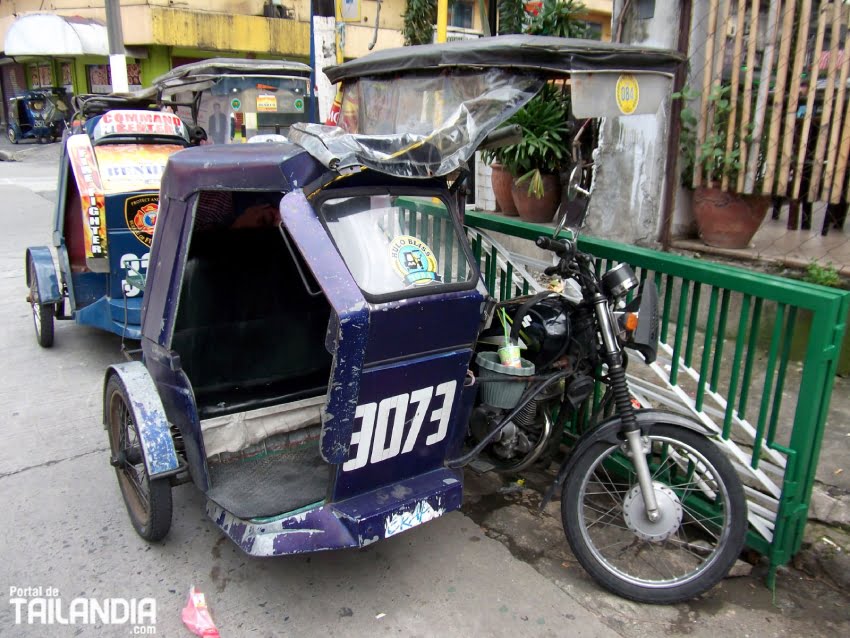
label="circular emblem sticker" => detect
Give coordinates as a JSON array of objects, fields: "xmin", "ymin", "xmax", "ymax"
[
  {"xmin": 294, "ymin": 98, "xmax": 305, "ymax": 112},
  {"xmin": 124, "ymin": 194, "xmax": 159, "ymax": 247},
  {"xmin": 231, "ymin": 98, "xmax": 241, "ymax": 111},
  {"xmin": 389, "ymin": 236, "xmax": 441, "ymax": 286},
  {"xmin": 615, "ymin": 74, "xmax": 640, "ymax": 115}
]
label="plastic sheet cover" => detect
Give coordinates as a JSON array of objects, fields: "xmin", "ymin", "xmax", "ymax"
[{"xmin": 289, "ymin": 69, "xmax": 543, "ymax": 178}]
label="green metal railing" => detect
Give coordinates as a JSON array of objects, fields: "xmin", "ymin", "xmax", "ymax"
[{"xmin": 462, "ymin": 211, "xmax": 850, "ymax": 582}]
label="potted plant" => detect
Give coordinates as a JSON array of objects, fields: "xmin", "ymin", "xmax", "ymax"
[
  {"xmin": 499, "ymin": 83, "xmax": 572, "ymax": 223},
  {"xmin": 482, "ymin": 147, "xmax": 520, "ymax": 216},
  {"xmin": 676, "ymin": 84, "xmax": 770, "ymax": 249},
  {"xmin": 482, "ymin": 0, "xmax": 585, "ymax": 222}
]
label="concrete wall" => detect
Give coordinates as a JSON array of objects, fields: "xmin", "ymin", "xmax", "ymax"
[
  {"xmin": 582, "ymin": 0, "xmax": 682, "ymax": 246},
  {"xmin": 582, "ymin": 0, "xmax": 680, "ymax": 246}
]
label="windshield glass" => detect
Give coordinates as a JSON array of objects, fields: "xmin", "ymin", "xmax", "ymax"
[
  {"xmin": 319, "ymin": 194, "xmax": 474, "ymax": 297},
  {"xmin": 197, "ymin": 74, "xmax": 311, "ymax": 143}
]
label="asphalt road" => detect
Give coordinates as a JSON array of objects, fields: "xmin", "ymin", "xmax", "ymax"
[{"xmin": 1, "ymin": 142, "xmax": 848, "ymax": 638}]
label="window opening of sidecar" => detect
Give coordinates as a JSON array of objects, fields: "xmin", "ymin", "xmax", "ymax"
[
  {"xmin": 170, "ymin": 189, "xmax": 333, "ymax": 421},
  {"xmin": 315, "ymin": 190, "xmax": 477, "ymax": 302}
]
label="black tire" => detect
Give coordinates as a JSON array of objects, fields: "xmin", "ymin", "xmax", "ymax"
[
  {"xmin": 106, "ymin": 375, "xmax": 173, "ymax": 542},
  {"xmin": 29, "ymin": 261, "xmax": 54, "ymax": 348},
  {"xmin": 8, "ymin": 126, "xmax": 17, "ymax": 144},
  {"xmin": 561, "ymin": 423, "xmax": 747, "ymax": 604}
]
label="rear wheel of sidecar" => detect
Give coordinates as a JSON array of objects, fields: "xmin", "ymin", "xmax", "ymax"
[
  {"xmin": 561, "ymin": 424, "xmax": 747, "ymax": 604},
  {"xmin": 29, "ymin": 261, "xmax": 54, "ymax": 348},
  {"xmin": 106, "ymin": 375, "xmax": 173, "ymax": 542}
]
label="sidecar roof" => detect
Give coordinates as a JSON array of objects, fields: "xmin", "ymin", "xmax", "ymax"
[
  {"xmin": 158, "ymin": 142, "xmax": 322, "ymax": 202},
  {"xmin": 325, "ymin": 34, "xmax": 684, "ymax": 83}
]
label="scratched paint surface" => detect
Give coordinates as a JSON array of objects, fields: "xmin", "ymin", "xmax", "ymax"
[
  {"xmin": 206, "ymin": 468, "xmax": 463, "ymax": 556},
  {"xmin": 107, "ymin": 361, "xmax": 179, "ymax": 477},
  {"xmin": 384, "ymin": 500, "xmax": 445, "ymax": 538}
]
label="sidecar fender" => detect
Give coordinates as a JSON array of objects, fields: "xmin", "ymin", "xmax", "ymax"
[
  {"xmin": 104, "ymin": 362, "xmax": 181, "ymax": 479},
  {"xmin": 541, "ymin": 409, "xmax": 711, "ymax": 509},
  {"xmin": 25, "ymin": 247, "xmax": 61, "ymax": 304}
]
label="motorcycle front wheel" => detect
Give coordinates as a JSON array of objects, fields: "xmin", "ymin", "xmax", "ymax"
[{"xmin": 561, "ymin": 423, "xmax": 747, "ymax": 604}]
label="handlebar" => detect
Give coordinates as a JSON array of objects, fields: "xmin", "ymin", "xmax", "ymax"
[{"xmin": 535, "ymin": 236, "xmax": 573, "ymax": 257}]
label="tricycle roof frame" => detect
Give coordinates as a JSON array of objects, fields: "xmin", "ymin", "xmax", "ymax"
[
  {"xmin": 152, "ymin": 58, "xmax": 312, "ymax": 88},
  {"xmin": 325, "ymin": 34, "xmax": 685, "ymax": 83}
]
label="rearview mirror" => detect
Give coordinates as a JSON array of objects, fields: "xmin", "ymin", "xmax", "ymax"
[{"xmin": 553, "ymin": 163, "xmax": 591, "ymax": 239}]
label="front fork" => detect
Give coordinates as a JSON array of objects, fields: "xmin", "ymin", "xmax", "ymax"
[{"xmin": 593, "ymin": 294, "xmax": 660, "ymax": 522}]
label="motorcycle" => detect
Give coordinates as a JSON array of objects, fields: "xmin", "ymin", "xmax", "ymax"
[
  {"xmin": 462, "ymin": 179, "xmax": 746, "ymax": 603},
  {"xmin": 101, "ymin": 35, "xmax": 747, "ymax": 605}
]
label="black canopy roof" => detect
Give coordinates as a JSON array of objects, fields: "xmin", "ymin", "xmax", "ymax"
[{"xmin": 325, "ymin": 35, "xmax": 684, "ymax": 83}]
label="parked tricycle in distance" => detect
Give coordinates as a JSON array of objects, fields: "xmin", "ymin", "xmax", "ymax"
[
  {"xmin": 24, "ymin": 59, "xmax": 314, "ymax": 348},
  {"xmin": 102, "ymin": 36, "xmax": 748, "ymax": 604},
  {"xmin": 7, "ymin": 88, "xmax": 69, "ymax": 144}
]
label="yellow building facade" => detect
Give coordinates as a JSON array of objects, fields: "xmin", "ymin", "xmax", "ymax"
[{"xmin": 0, "ymin": 1, "xmax": 610, "ymax": 112}]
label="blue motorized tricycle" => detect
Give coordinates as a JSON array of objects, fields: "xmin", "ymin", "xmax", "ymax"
[
  {"xmin": 25, "ymin": 59, "xmax": 314, "ymax": 348},
  {"xmin": 103, "ymin": 36, "xmax": 748, "ymax": 604},
  {"xmin": 7, "ymin": 88, "xmax": 69, "ymax": 144}
]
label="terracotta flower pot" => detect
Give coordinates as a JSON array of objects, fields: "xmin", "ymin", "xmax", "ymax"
[
  {"xmin": 490, "ymin": 163, "xmax": 518, "ymax": 215},
  {"xmin": 511, "ymin": 174, "xmax": 561, "ymax": 224},
  {"xmin": 692, "ymin": 186, "xmax": 770, "ymax": 249}
]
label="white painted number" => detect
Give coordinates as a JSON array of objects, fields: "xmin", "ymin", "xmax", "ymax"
[
  {"xmin": 342, "ymin": 380, "xmax": 457, "ymax": 472},
  {"xmin": 119, "ymin": 252, "xmax": 149, "ymax": 298}
]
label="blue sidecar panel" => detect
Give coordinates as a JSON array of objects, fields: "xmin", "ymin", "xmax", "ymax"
[
  {"xmin": 104, "ymin": 192, "xmax": 157, "ymax": 303},
  {"xmin": 332, "ymin": 348, "xmax": 474, "ymax": 500}
]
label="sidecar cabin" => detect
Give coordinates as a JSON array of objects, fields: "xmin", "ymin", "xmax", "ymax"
[
  {"xmin": 169, "ymin": 187, "xmax": 332, "ymax": 518},
  {"xmin": 136, "ymin": 143, "xmax": 331, "ymax": 518}
]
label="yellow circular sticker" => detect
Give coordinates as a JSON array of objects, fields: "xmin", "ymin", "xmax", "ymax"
[
  {"xmin": 389, "ymin": 235, "xmax": 441, "ymax": 286},
  {"xmin": 615, "ymin": 74, "xmax": 640, "ymax": 115}
]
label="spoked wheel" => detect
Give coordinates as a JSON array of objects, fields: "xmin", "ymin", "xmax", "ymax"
[
  {"xmin": 562, "ymin": 424, "xmax": 747, "ymax": 604},
  {"xmin": 29, "ymin": 262, "xmax": 54, "ymax": 348},
  {"xmin": 106, "ymin": 375, "xmax": 172, "ymax": 542}
]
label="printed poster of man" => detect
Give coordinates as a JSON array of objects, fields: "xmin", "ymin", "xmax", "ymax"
[{"xmin": 206, "ymin": 102, "xmax": 230, "ymax": 145}]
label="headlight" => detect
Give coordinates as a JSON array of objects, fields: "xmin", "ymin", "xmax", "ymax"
[{"xmin": 601, "ymin": 263, "xmax": 639, "ymax": 298}]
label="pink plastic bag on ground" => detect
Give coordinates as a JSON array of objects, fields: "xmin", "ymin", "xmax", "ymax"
[{"xmin": 181, "ymin": 586, "xmax": 221, "ymax": 638}]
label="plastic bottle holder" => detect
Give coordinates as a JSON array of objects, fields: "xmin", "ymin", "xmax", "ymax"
[{"xmin": 475, "ymin": 351, "xmax": 535, "ymax": 409}]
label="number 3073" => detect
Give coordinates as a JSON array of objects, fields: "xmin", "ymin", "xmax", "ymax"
[{"xmin": 342, "ymin": 381, "xmax": 457, "ymax": 472}]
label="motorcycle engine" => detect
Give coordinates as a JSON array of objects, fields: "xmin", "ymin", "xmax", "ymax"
[{"xmin": 470, "ymin": 398, "xmax": 541, "ymax": 460}]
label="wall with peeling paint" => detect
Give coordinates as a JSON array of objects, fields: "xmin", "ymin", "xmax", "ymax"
[{"xmin": 584, "ymin": 0, "xmax": 682, "ymax": 246}]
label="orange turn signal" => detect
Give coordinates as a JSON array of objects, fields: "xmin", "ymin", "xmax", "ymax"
[{"xmin": 624, "ymin": 312, "xmax": 639, "ymax": 332}]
